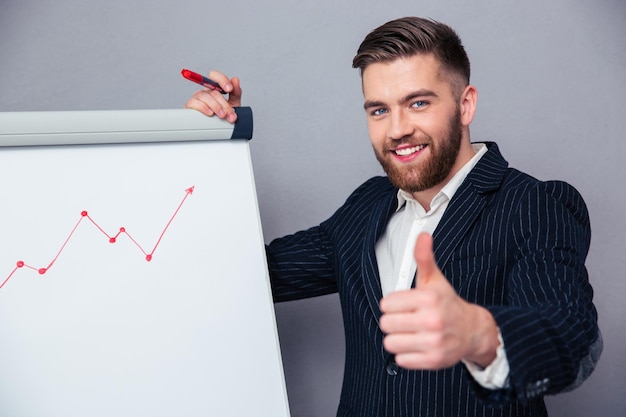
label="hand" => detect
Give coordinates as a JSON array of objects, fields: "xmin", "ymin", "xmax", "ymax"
[
  {"xmin": 379, "ymin": 232, "xmax": 499, "ymax": 370},
  {"xmin": 184, "ymin": 70, "xmax": 243, "ymax": 123}
]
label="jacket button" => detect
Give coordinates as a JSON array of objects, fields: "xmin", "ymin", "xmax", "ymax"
[{"xmin": 386, "ymin": 361, "xmax": 399, "ymax": 376}]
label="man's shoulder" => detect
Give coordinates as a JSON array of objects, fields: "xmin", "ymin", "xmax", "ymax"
[
  {"xmin": 338, "ymin": 176, "xmax": 396, "ymax": 198},
  {"xmin": 488, "ymin": 164, "xmax": 585, "ymax": 208},
  {"xmin": 321, "ymin": 176, "xmax": 396, "ymax": 228},
  {"xmin": 476, "ymin": 142, "xmax": 584, "ymax": 196},
  {"xmin": 481, "ymin": 164, "xmax": 590, "ymax": 229},
  {"xmin": 357, "ymin": 175, "xmax": 396, "ymax": 191},
  {"xmin": 344, "ymin": 176, "xmax": 397, "ymax": 205}
]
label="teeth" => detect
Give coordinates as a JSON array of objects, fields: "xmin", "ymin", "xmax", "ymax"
[{"xmin": 394, "ymin": 145, "xmax": 426, "ymax": 156}]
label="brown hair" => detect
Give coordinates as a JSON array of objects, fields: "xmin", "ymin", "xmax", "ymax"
[{"xmin": 352, "ymin": 17, "xmax": 471, "ymax": 94}]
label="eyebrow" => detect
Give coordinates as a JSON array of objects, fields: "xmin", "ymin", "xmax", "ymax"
[{"xmin": 363, "ymin": 89, "xmax": 439, "ymax": 110}]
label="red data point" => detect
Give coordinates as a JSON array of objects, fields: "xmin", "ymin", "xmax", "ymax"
[
  {"xmin": 81, "ymin": 211, "xmax": 88, "ymax": 217},
  {"xmin": 16, "ymin": 261, "xmax": 24, "ymax": 268},
  {"xmin": 38, "ymin": 268, "xmax": 47, "ymax": 275},
  {"xmin": 145, "ymin": 255, "xmax": 152, "ymax": 262},
  {"xmin": 109, "ymin": 237, "xmax": 116, "ymax": 243}
]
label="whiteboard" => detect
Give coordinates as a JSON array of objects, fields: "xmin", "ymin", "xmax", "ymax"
[{"xmin": 0, "ymin": 110, "xmax": 290, "ymax": 417}]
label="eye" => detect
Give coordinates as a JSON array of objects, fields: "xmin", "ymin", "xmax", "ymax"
[
  {"xmin": 411, "ymin": 100, "xmax": 428, "ymax": 109},
  {"xmin": 370, "ymin": 108, "xmax": 388, "ymax": 116}
]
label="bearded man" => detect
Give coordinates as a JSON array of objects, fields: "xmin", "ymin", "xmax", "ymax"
[{"xmin": 186, "ymin": 16, "xmax": 601, "ymax": 417}]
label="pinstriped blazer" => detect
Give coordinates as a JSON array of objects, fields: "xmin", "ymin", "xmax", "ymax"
[{"xmin": 267, "ymin": 142, "xmax": 600, "ymax": 417}]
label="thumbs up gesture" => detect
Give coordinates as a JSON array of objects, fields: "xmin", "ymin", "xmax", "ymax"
[{"xmin": 379, "ymin": 233, "xmax": 500, "ymax": 370}]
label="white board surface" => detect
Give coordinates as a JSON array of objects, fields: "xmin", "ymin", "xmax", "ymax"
[{"xmin": 0, "ymin": 112, "xmax": 290, "ymax": 417}]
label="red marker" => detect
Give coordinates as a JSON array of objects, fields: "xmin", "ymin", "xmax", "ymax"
[{"xmin": 181, "ymin": 69, "xmax": 226, "ymax": 94}]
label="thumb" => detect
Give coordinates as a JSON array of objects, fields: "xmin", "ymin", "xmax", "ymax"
[{"xmin": 414, "ymin": 232, "xmax": 440, "ymax": 287}]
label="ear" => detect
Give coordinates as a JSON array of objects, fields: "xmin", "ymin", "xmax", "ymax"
[{"xmin": 459, "ymin": 84, "xmax": 478, "ymax": 127}]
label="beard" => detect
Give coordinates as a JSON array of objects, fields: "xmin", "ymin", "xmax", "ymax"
[{"xmin": 374, "ymin": 107, "xmax": 463, "ymax": 193}]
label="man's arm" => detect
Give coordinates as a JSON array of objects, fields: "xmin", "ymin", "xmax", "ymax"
[
  {"xmin": 380, "ymin": 181, "xmax": 601, "ymax": 402},
  {"xmin": 483, "ymin": 180, "xmax": 600, "ymax": 402}
]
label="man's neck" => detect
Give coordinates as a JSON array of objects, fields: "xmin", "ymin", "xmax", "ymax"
[{"xmin": 410, "ymin": 142, "xmax": 477, "ymax": 211}]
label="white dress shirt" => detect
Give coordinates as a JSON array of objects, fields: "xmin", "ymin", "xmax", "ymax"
[{"xmin": 375, "ymin": 143, "xmax": 509, "ymax": 390}]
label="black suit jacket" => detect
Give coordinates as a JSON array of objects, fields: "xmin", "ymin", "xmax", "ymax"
[{"xmin": 267, "ymin": 142, "xmax": 600, "ymax": 417}]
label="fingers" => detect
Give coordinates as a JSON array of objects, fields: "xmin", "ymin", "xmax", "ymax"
[
  {"xmin": 206, "ymin": 70, "xmax": 235, "ymax": 95},
  {"xmin": 380, "ymin": 292, "xmax": 441, "ymax": 331},
  {"xmin": 383, "ymin": 331, "xmax": 443, "ymax": 354},
  {"xmin": 205, "ymin": 71, "xmax": 243, "ymax": 105},
  {"xmin": 380, "ymin": 288, "xmax": 435, "ymax": 314},
  {"xmin": 184, "ymin": 71, "xmax": 242, "ymax": 123},
  {"xmin": 392, "ymin": 350, "xmax": 451, "ymax": 370},
  {"xmin": 185, "ymin": 90, "xmax": 237, "ymax": 122},
  {"xmin": 381, "ymin": 312, "xmax": 455, "ymax": 370},
  {"xmin": 223, "ymin": 76, "xmax": 242, "ymax": 106},
  {"xmin": 384, "ymin": 333, "xmax": 434, "ymax": 355}
]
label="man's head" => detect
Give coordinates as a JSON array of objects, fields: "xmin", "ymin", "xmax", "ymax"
[
  {"xmin": 353, "ymin": 17, "xmax": 477, "ymax": 205},
  {"xmin": 353, "ymin": 17, "xmax": 470, "ymax": 100}
]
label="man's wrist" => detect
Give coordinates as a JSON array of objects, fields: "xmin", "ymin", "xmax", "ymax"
[
  {"xmin": 464, "ymin": 304, "xmax": 500, "ymax": 368},
  {"xmin": 462, "ymin": 330, "xmax": 510, "ymax": 390}
]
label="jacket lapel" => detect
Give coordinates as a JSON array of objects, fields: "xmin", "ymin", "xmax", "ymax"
[
  {"xmin": 432, "ymin": 142, "xmax": 509, "ymax": 267},
  {"xmin": 361, "ymin": 185, "xmax": 399, "ymax": 321}
]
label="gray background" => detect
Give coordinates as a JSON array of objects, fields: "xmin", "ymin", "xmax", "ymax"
[{"xmin": 1, "ymin": 0, "xmax": 624, "ymax": 416}]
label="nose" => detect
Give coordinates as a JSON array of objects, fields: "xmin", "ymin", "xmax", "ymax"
[{"xmin": 387, "ymin": 109, "xmax": 414, "ymax": 141}]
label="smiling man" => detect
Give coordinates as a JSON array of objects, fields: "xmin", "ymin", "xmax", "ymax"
[{"xmin": 186, "ymin": 16, "xmax": 601, "ymax": 417}]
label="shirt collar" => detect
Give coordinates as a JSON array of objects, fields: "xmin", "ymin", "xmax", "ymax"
[{"xmin": 395, "ymin": 143, "xmax": 488, "ymax": 212}]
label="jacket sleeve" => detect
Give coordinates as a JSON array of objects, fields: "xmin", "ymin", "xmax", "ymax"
[
  {"xmin": 266, "ymin": 224, "xmax": 338, "ymax": 302},
  {"xmin": 266, "ymin": 176, "xmax": 390, "ymax": 302},
  {"xmin": 476, "ymin": 180, "xmax": 601, "ymax": 404}
]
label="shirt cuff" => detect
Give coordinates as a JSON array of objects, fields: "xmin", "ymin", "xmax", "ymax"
[{"xmin": 462, "ymin": 330, "xmax": 510, "ymax": 390}]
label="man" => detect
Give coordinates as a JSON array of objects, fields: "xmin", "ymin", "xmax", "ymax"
[{"xmin": 186, "ymin": 16, "xmax": 601, "ymax": 417}]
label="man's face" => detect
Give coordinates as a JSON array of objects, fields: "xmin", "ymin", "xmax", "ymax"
[{"xmin": 362, "ymin": 54, "xmax": 467, "ymax": 195}]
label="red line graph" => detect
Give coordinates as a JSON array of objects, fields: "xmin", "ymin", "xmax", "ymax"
[{"xmin": 0, "ymin": 186, "xmax": 195, "ymax": 290}]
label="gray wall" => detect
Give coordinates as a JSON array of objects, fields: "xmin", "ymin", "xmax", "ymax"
[{"xmin": 1, "ymin": 1, "xmax": 624, "ymax": 416}]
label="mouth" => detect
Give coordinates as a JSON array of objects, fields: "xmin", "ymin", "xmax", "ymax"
[{"xmin": 391, "ymin": 144, "xmax": 428, "ymax": 160}]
